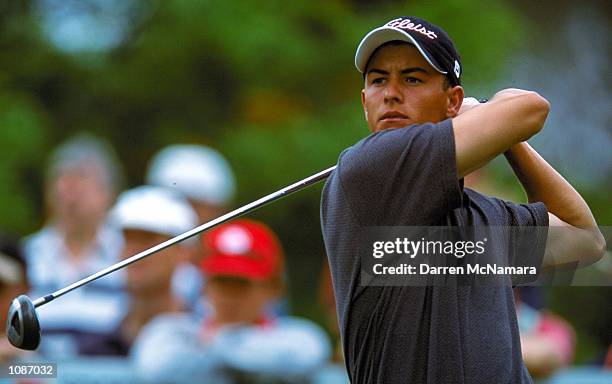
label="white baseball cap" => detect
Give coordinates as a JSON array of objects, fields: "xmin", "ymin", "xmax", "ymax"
[
  {"xmin": 112, "ymin": 185, "xmax": 197, "ymax": 237},
  {"xmin": 146, "ymin": 145, "xmax": 236, "ymax": 206}
]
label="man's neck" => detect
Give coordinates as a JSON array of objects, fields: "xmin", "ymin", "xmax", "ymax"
[{"xmin": 57, "ymin": 221, "xmax": 101, "ymax": 261}]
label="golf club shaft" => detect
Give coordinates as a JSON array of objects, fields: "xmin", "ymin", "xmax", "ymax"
[{"xmin": 32, "ymin": 165, "xmax": 336, "ymax": 308}]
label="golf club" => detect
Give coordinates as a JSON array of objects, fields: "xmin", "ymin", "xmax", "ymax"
[{"xmin": 6, "ymin": 165, "xmax": 336, "ymax": 350}]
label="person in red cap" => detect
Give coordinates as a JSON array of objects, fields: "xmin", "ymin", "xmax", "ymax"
[
  {"xmin": 200, "ymin": 218, "xmax": 285, "ymax": 326},
  {"xmin": 130, "ymin": 219, "xmax": 331, "ymax": 383}
]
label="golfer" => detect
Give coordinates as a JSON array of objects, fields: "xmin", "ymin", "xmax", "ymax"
[{"xmin": 320, "ymin": 16, "xmax": 605, "ymax": 383}]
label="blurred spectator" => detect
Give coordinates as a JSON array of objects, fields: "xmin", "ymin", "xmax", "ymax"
[
  {"xmin": 146, "ymin": 144, "xmax": 237, "ymax": 312},
  {"xmin": 96, "ymin": 185, "xmax": 198, "ymax": 355},
  {"xmin": 517, "ymin": 296, "xmax": 575, "ymax": 379},
  {"xmin": 131, "ymin": 219, "xmax": 331, "ymax": 383},
  {"xmin": 318, "ymin": 261, "xmax": 343, "ymax": 362},
  {"xmin": 317, "ymin": 261, "xmax": 350, "ymax": 384},
  {"xmin": 0, "ymin": 233, "xmax": 29, "ymax": 362},
  {"xmin": 147, "ymin": 144, "xmax": 235, "ymax": 222},
  {"xmin": 23, "ymin": 132, "xmax": 126, "ymax": 357}
]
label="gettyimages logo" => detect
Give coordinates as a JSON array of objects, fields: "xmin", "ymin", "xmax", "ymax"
[
  {"xmin": 360, "ymin": 226, "xmax": 611, "ymax": 287},
  {"xmin": 372, "ymin": 237, "xmax": 487, "ymax": 259}
]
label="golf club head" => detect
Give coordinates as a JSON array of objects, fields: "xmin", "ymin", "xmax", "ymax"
[{"xmin": 6, "ymin": 295, "xmax": 41, "ymax": 350}]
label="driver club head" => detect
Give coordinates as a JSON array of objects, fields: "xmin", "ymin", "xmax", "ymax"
[{"xmin": 6, "ymin": 295, "xmax": 41, "ymax": 350}]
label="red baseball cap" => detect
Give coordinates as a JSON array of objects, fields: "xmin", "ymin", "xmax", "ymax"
[{"xmin": 201, "ymin": 219, "xmax": 283, "ymax": 281}]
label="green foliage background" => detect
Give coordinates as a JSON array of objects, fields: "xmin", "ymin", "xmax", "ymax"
[{"xmin": 0, "ymin": 0, "xmax": 608, "ymax": 364}]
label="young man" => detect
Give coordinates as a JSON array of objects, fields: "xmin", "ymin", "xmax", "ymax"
[
  {"xmin": 320, "ymin": 16, "xmax": 605, "ymax": 383},
  {"xmin": 130, "ymin": 219, "xmax": 331, "ymax": 383}
]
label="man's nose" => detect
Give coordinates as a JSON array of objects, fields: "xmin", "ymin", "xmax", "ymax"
[{"xmin": 384, "ymin": 79, "xmax": 403, "ymax": 104}]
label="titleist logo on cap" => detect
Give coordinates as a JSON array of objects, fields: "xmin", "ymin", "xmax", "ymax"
[{"xmin": 386, "ymin": 18, "xmax": 438, "ymax": 40}]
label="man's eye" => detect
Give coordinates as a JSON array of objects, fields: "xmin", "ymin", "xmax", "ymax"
[
  {"xmin": 405, "ymin": 77, "xmax": 422, "ymax": 84},
  {"xmin": 371, "ymin": 77, "xmax": 385, "ymax": 85}
]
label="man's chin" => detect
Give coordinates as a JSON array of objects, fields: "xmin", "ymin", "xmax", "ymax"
[{"xmin": 376, "ymin": 120, "xmax": 411, "ymax": 132}]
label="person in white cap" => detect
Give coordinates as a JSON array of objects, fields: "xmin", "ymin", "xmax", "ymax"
[
  {"xmin": 147, "ymin": 144, "xmax": 236, "ymax": 223},
  {"xmin": 85, "ymin": 185, "xmax": 198, "ymax": 355},
  {"xmin": 146, "ymin": 144, "xmax": 237, "ymax": 313}
]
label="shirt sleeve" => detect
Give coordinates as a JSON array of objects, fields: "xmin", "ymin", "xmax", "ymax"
[
  {"xmin": 498, "ymin": 200, "xmax": 549, "ymax": 286},
  {"xmin": 337, "ymin": 119, "xmax": 463, "ymax": 226}
]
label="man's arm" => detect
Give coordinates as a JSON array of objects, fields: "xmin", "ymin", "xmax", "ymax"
[
  {"xmin": 452, "ymin": 89, "xmax": 550, "ymax": 178},
  {"xmin": 215, "ymin": 319, "xmax": 331, "ymax": 377},
  {"xmin": 504, "ymin": 142, "xmax": 605, "ymax": 268},
  {"xmin": 452, "ymin": 90, "xmax": 604, "ymax": 268}
]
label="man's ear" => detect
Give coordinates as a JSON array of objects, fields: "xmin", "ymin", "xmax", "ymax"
[
  {"xmin": 361, "ymin": 89, "xmax": 368, "ymax": 121},
  {"xmin": 446, "ymin": 86, "xmax": 464, "ymax": 118}
]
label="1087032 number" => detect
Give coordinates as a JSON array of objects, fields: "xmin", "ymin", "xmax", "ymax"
[{"xmin": 3, "ymin": 363, "xmax": 57, "ymax": 378}]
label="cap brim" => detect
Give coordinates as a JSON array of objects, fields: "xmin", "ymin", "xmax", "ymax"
[{"xmin": 355, "ymin": 26, "xmax": 447, "ymax": 74}]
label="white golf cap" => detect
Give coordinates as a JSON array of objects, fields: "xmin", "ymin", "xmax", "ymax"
[
  {"xmin": 112, "ymin": 185, "xmax": 197, "ymax": 237},
  {"xmin": 354, "ymin": 16, "xmax": 462, "ymax": 86},
  {"xmin": 146, "ymin": 145, "xmax": 236, "ymax": 206}
]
